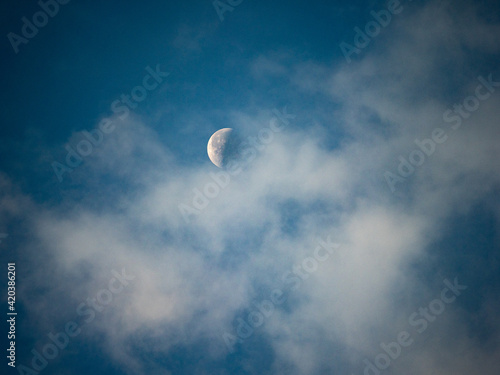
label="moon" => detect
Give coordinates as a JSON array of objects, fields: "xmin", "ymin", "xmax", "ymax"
[{"xmin": 207, "ymin": 128, "xmax": 240, "ymax": 168}]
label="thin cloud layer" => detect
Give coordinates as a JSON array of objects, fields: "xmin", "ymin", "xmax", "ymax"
[{"xmin": 2, "ymin": 1, "xmax": 500, "ymax": 374}]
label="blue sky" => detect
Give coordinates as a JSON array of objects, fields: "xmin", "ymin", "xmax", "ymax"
[{"xmin": 1, "ymin": 0, "xmax": 500, "ymax": 374}]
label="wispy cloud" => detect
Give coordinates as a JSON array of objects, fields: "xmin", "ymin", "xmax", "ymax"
[{"xmin": 6, "ymin": 1, "xmax": 500, "ymax": 374}]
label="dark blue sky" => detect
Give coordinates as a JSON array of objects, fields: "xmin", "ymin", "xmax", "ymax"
[{"xmin": 1, "ymin": 1, "xmax": 500, "ymax": 374}]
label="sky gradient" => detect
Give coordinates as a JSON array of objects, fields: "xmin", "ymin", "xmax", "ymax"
[{"xmin": 1, "ymin": 0, "xmax": 500, "ymax": 374}]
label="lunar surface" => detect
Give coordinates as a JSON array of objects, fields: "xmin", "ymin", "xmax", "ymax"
[{"xmin": 207, "ymin": 128, "xmax": 240, "ymax": 168}]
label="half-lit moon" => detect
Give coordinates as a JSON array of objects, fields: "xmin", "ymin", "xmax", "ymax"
[{"xmin": 207, "ymin": 128, "xmax": 239, "ymax": 168}]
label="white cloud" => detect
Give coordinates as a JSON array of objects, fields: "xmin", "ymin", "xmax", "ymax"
[{"xmin": 10, "ymin": 1, "xmax": 500, "ymax": 374}]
